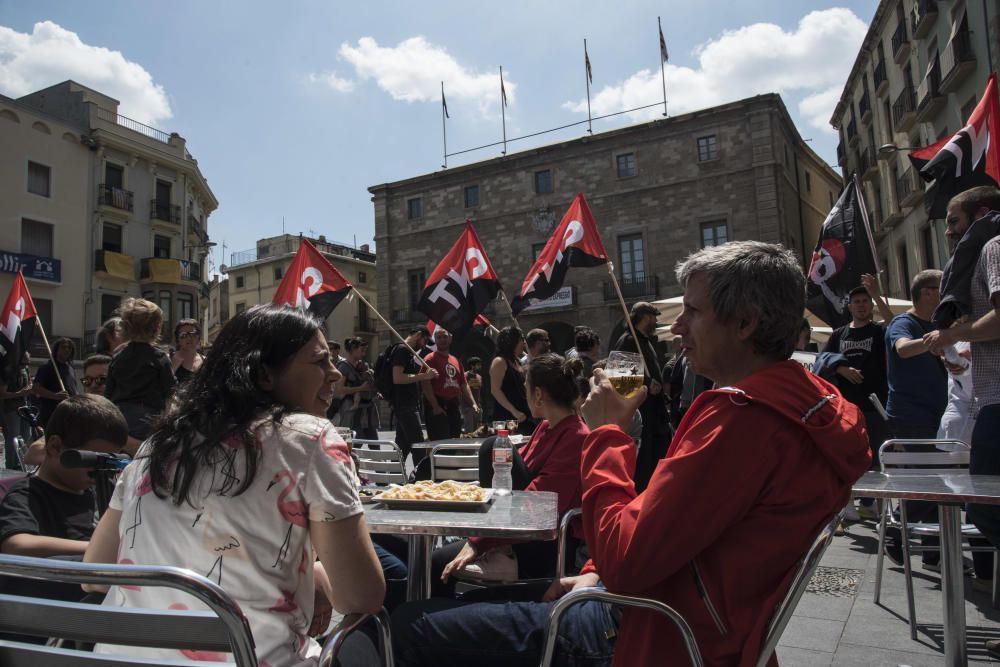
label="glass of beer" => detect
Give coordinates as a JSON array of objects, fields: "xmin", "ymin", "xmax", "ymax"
[
  {"xmin": 335, "ymin": 427, "xmax": 354, "ymax": 453},
  {"xmin": 605, "ymin": 351, "xmax": 645, "ymax": 398}
]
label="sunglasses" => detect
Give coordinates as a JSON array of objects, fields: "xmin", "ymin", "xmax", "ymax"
[
  {"xmin": 81, "ymin": 375, "xmax": 107, "ymax": 387},
  {"xmin": 178, "ymin": 331, "xmax": 199, "ymax": 339}
]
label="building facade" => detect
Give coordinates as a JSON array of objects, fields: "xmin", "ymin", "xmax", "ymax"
[
  {"xmin": 204, "ymin": 275, "xmax": 229, "ymax": 343},
  {"xmin": 831, "ymin": 0, "xmax": 999, "ymax": 298},
  {"xmin": 222, "ymin": 234, "xmax": 378, "ymax": 355},
  {"xmin": 0, "ymin": 80, "xmax": 216, "ymax": 356},
  {"xmin": 370, "ymin": 93, "xmax": 842, "ymax": 358}
]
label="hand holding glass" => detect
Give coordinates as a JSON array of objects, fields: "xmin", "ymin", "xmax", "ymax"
[{"xmin": 605, "ymin": 351, "xmax": 645, "ymax": 398}]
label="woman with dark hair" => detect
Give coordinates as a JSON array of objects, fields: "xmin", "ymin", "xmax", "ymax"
[
  {"xmin": 170, "ymin": 318, "xmax": 204, "ymax": 383},
  {"xmin": 489, "ymin": 326, "xmax": 532, "ymax": 435},
  {"xmin": 33, "ymin": 337, "xmax": 78, "ymax": 427},
  {"xmin": 431, "ymin": 353, "xmax": 590, "ymax": 593},
  {"xmin": 333, "ymin": 337, "xmax": 377, "ymax": 439},
  {"xmin": 95, "ymin": 317, "xmax": 125, "ymax": 355},
  {"xmin": 84, "ymin": 305, "xmax": 385, "ymax": 666}
]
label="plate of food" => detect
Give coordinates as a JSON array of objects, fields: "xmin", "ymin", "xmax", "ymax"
[{"xmin": 373, "ymin": 480, "xmax": 495, "ymax": 511}]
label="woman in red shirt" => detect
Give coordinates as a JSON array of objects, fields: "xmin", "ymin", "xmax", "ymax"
[{"xmin": 431, "ymin": 353, "xmax": 590, "ymax": 594}]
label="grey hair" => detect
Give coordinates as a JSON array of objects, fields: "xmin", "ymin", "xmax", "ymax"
[
  {"xmin": 909, "ymin": 269, "xmax": 942, "ymax": 305},
  {"xmin": 675, "ymin": 241, "xmax": 805, "ymax": 361}
]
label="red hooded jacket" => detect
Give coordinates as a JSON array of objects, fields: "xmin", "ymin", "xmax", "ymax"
[{"xmin": 580, "ymin": 361, "xmax": 871, "ymax": 666}]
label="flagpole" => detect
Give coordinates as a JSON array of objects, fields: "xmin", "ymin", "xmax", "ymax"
[
  {"xmin": 441, "ymin": 81, "xmax": 448, "ymax": 169},
  {"xmin": 605, "ymin": 262, "xmax": 643, "ymax": 350},
  {"xmin": 851, "ymin": 174, "xmax": 885, "ymax": 290},
  {"xmin": 500, "ymin": 66, "xmax": 508, "ymax": 156},
  {"xmin": 350, "ymin": 287, "xmax": 431, "ymax": 371},
  {"xmin": 585, "ymin": 38, "xmax": 593, "ymax": 135},
  {"xmin": 497, "ymin": 289, "xmax": 520, "ymax": 330},
  {"xmin": 35, "ymin": 315, "xmax": 67, "ymax": 394},
  {"xmin": 658, "ymin": 17, "xmax": 668, "ymax": 117}
]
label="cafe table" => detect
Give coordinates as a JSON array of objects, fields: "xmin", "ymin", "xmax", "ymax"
[
  {"xmin": 364, "ymin": 490, "xmax": 559, "ymax": 600},
  {"xmin": 411, "ymin": 434, "xmax": 528, "ymax": 451},
  {"xmin": 853, "ymin": 470, "xmax": 1000, "ymax": 667}
]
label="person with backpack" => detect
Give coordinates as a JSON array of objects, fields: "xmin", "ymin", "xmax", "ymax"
[{"xmin": 377, "ymin": 327, "xmax": 437, "ymax": 463}]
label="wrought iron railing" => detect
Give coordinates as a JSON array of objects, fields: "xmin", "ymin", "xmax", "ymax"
[
  {"xmin": 603, "ymin": 275, "xmax": 660, "ymax": 302},
  {"xmin": 97, "ymin": 184, "xmax": 133, "ymax": 211},
  {"xmin": 150, "ymin": 199, "xmax": 181, "ymax": 224},
  {"xmin": 95, "ymin": 106, "xmax": 172, "ymax": 144}
]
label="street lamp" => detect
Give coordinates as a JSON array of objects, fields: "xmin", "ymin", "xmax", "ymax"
[{"xmin": 878, "ymin": 143, "xmax": 919, "ymax": 157}]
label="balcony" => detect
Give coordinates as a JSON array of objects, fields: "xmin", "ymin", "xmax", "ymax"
[
  {"xmin": 603, "ymin": 275, "xmax": 660, "ymax": 302},
  {"xmin": 860, "ymin": 148, "xmax": 879, "ymax": 181},
  {"xmin": 94, "ymin": 249, "xmax": 136, "ymax": 280},
  {"xmin": 97, "ymin": 184, "xmax": 133, "ymax": 213},
  {"xmin": 847, "ymin": 118, "xmax": 859, "ymax": 147},
  {"xmin": 873, "ymin": 60, "xmax": 889, "ymax": 97},
  {"xmin": 896, "ymin": 168, "xmax": 923, "ymax": 208},
  {"xmin": 188, "ymin": 215, "xmax": 208, "ymax": 243},
  {"xmin": 891, "ymin": 20, "xmax": 910, "ymax": 64},
  {"xmin": 916, "ymin": 60, "xmax": 945, "ymax": 121},
  {"xmin": 150, "ymin": 199, "xmax": 180, "ymax": 225},
  {"xmin": 836, "ymin": 141, "xmax": 846, "ymax": 166},
  {"xmin": 892, "ymin": 87, "xmax": 917, "ymax": 133},
  {"xmin": 859, "ymin": 92, "xmax": 872, "ymax": 125},
  {"xmin": 140, "ymin": 257, "xmax": 202, "ymax": 283},
  {"xmin": 229, "ymin": 236, "xmax": 372, "ymax": 268},
  {"xmin": 391, "ymin": 309, "xmax": 423, "ymax": 326},
  {"xmin": 912, "ymin": 0, "xmax": 938, "ymax": 38},
  {"xmin": 355, "ymin": 314, "xmax": 377, "ymax": 333},
  {"xmin": 941, "ymin": 30, "xmax": 976, "ymax": 93}
]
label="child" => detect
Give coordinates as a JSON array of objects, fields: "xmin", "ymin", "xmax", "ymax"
[
  {"xmin": 105, "ymin": 298, "xmax": 176, "ymax": 442},
  {"xmin": 0, "ymin": 394, "xmax": 128, "ymax": 558}
]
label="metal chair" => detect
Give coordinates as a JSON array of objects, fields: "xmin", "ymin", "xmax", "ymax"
[
  {"xmin": 353, "ymin": 439, "xmax": 407, "ymax": 486},
  {"xmin": 539, "ymin": 586, "xmax": 705, "ymax": 667},
  {"xmin": 873, "ymin": 439, "xmax": 999, "ymax": 639},
  {"xmin": 0, "ymin": 553, "xmax": 258, "ymax": 666},
  {"xmin": 430, "ymin": 443, "xmax": 480, "ymax": 482},
  {"xmin": 319, "ymin": 608, "xmax": 394, "ymax": 667}
]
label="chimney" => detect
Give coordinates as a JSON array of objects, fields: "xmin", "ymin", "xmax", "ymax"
[{"xmin": 360, "ymin": 244, "xmax": 370, "ymax": 252}]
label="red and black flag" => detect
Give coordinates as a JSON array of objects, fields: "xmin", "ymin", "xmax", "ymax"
[
  {"xmin": 512, "ymin": 193, "xmax": 608, "ymax": 314},
  {"xmin": 417, "ymin": 221, "xmax": 502, "ymax": 335},
  {"xmin": 806, "ymin": 180, "xmax": 876, "ymax": 328},
  {"xmin": 273, "ymin": 239, "xmax": 353, "ymax": 321},
  {"xmin": 0, "ymin": 272, "xmax": 38, "ymax": 382},
  {"xmin": 909, "ymin": 73, "xmax": 1000, "ymax": 219}
]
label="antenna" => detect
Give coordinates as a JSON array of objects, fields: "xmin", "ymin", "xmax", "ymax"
[{"xmin": 282, "ymin": 216, "xmax": 285, "ymax": 234}]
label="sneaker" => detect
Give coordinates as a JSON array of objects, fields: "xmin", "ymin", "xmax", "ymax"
[
  {"xmin": 843, "ymin": 504, "xmax": 861, "ymax": 522},
  {"xmin": 461, "ymin": 548, "xmax": 518, "ymax": 581},
  {"xmin": 857, "ymin": 505, "xmax": 878, "ymax": 521},
  {"xmin": 986, "ymin": 639, "xmax": 1000, "ymax": 659}
]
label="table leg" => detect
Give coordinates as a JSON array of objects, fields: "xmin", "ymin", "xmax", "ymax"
[
  {"xmin": 939, "ymin": 503, "xmax": 967, "ymax": 667},
  {"xmin": 406, "ymin": 535, "xmax": 433, "ymax": 601}
]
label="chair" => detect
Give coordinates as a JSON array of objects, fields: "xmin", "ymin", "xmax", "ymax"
[
  {"xmin": 319, "ymin": 608, "xmax": 394, "ymax": 667},
  {"xmin": 430, "ymin": 443, "xmax": 481, "ymax": 482},
  {"xmin": 353, "ymin": 439, "xmax": 407, "ymax": 486},
  {"xmin": 0, "ymin": 553, "xmax": 258, "ymax": 666},
  {"xmin": 539, "ymin": 511, "xmax": 841, "ymax": 667},
  {"xmin": 873, "ymin": 439, "xmax": 999, "ymax": 639}
]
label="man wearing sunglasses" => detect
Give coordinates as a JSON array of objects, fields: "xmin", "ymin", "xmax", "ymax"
[{"xmin": 81, "ymin": 355, "xmax": 112, "ymax": 397}]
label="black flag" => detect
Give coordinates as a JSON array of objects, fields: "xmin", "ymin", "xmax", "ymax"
[{"xmin": 806, "ymin": 181, "xmax": 876, "ymax": 327}]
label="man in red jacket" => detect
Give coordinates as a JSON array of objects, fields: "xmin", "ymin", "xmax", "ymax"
[{"xmin": 579, "ymin": 240, "xmax": 871, "ymax": 666}]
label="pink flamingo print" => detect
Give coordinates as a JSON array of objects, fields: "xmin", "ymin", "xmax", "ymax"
[
  {"xmin": 117, "ymin": 558, "xmax": 141, "ymax": 591},
  {"xmin": 267, "ymin": 470, "xmax": 307, "ymax": 568},
  {"xmin": 320, "ymin": 429, "xmax": 351, "ymax": 464},
  {"xmin": 269, "ymin": 590, "xmax": 298, "ymax": 614},
  {"xmin": 168, "ymin": 603, "xmax": 229, "ymax": 661}
]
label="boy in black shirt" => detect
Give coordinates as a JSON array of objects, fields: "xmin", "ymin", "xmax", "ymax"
[{"xmin": 0, "ymin": 395, "xmax": 128, "ymax": 602}]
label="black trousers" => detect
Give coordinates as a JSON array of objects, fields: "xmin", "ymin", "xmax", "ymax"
[{"xmin": 424, "ymin": 398, "xmax": 463, "ymax": 440}]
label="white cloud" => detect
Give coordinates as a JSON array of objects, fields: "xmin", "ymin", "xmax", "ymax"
[
  {"xmin": 307, "ymin": 70, "xmax": 355, "ymax": 93},
  {"xmin": 564, "ymin": 8, "xmax": 866, "ymax": 135},
  {"xmin": 334, "ymin": 36, "xmax": 514, "ymax": 116},
  {"xmin": 0, "ymin": 21, "xmax": 172, "ymax": 125}
]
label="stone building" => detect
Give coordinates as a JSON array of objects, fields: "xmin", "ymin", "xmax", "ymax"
[
  {"xmin": 0, "ymin": 80, "xmax": 216, "ymax": 355},
  {"xmin": 370, "ymin": 93, "xmax": 841, "ymax": 359},
  {"xmin": 830, "ymin": 0, "xmax": 999, "ymax": 297},
  {"xmin": 223, "ymin": 234, "xmax": 378, "ymax": 356}
]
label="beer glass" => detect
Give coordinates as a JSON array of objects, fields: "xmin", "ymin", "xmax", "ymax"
[{"xmin": 605, "ymin": 350, "xmax": 645, "ymax": 398}]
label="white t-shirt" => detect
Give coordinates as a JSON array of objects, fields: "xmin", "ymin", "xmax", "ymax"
[{"xmin": 96, "ymin": 413, "xmax": 363, "ymax": 667}]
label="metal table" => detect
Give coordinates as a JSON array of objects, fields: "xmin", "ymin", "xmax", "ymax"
[
  {"xmin": 412, "ymin": 435, "xmax": 527, "ymax": 451},
  {"xmin": 853, "ymin": 471, "xmax": 1000, "ymax": 667},
  {"xmin": 364, "ymin": 490, "xmax": 559, "ymax": 600}
]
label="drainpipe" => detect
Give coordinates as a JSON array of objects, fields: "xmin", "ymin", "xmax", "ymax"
[{"xmin": 793, "ymin": 151, "xmax": 808, "ymax": 266}]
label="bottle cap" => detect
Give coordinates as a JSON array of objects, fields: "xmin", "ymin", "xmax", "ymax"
[{"xmin": 497, "ymin": 429, "xmax": 509, "ymax": 437}]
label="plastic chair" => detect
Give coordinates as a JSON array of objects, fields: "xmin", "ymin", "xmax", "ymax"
[
  {"xmin": 873, "ymin": 439, "xmax": 999, "ymax": 639},
  {"xmin": 353, "ymin": 439, "xmax": 407, "ymax": 486},
  {"xmin": 430, "ymin": 443, "xmax": 480, "ymax": 482},
  {"xmin": 0, "ymin": 553, "xmax": 258, "ymax": 666},
  {"xmin": 319, "ymin": 608, "xmax": 393, "ymax": 667}
]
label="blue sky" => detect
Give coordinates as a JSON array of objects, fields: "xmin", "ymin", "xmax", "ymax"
[{"xmin": 1, "ymin": 1, "xmax": 876, "ymax": 272}]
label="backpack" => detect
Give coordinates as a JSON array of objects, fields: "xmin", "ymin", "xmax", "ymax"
[{"xmin": 374, "ymin": 344, "xmax": 401, "ymax": 399}]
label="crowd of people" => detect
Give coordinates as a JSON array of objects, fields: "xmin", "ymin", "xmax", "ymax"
[{"xmin": 0, "ymin": 185, "xmax": 997, "ymax": 665}]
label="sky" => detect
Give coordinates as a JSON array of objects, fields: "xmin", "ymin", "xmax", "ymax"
[{"xmin": 0, "ymin": 1, "xmax": 876, "ymax": 273}]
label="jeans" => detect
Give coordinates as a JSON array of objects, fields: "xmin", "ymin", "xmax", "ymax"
[
  {"xmin": 394, "ymin": 402, "xmax": 425, "ymax": 463},
  {"xmin": 392, "ymin": 592, "xmax": 617, "ymax": 667},
  {"xmin": 374, "ymin": 542, "xmax": 408, "ymax": 612},
  {"xmin": 424, "ymin": 399, "xmax": 463, "ymax": 440},
  {"xmin": 967, "ymin": 404, "xmax": 1000, "ymax": 578}
]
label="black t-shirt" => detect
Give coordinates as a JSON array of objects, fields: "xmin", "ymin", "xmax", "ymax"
[
  {"xmin": 823, "ymin": 322, "xmax": 888, "ymax": 408},
  {"xmin": 390, "ymin": 345, "xmax": 422, "ymax": 406},
  {"xmin": 0, "ymin": 476, "xmax": 97, "ymax": 546},
  {"xmin": 34, "ymin": 361, "xmax": 78, "ymax": 426}
]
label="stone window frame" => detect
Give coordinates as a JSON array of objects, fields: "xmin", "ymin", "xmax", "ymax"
[
  {"xmin": 697, "ymin": 134, "xmax": 718, "ymax": 162},
  {"xmin": 699, "ymin": 220, "xmax": 729, "ymax": 248},
  {"xmin": 615, "ymin": 151, "xmax": 637, "ymax": 178},
  {"xmin": 27, "ymin": 160, "xmax": 51, "ymax": 198},
  {"xmin": 534, "ymin": 169, "xmax": 554, "ymax": 195},
  {"xmin": 235, "ymin": 274, "xmax": 245, "ymax": 289},
  {"xmin": 464, "ymin": 184, "xmax": 480, "ymax": 208},
  {"xmin": 407, "ymin": 197, "xmax": 423, "ymax": 220}
]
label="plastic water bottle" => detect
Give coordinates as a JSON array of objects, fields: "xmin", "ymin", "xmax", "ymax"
[
  {"xmin": 0, "ymin": 427, "xmax": 6, "ymax": 469},
  {"xmin": 492, "ymin": 429, "xmax": 513, "ymax": 495}
]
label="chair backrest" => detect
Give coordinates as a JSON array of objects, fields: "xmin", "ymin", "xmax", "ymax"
[
  {"xmin": 556, "ymin": 508, "xmax": 582, "ymax": 580},
  {"xmin": 0, "ymin": 553, "xmax": 257, "ymax": 666},
  {"xmin": 878, "ymin": 439, "xmax": 971, "ymax": 473},
  {"xmin": 353, "ymin": 439, "xmax": 407, "ymax": 486},
  {"xmin": 430, "ymin": 444, "xmax": 480, "ymax": 482},
  {"xmin": 753, "ymin": 510, "xmax": 843, "ymax": 667}
]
